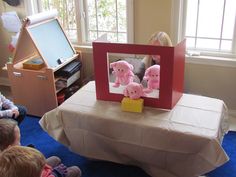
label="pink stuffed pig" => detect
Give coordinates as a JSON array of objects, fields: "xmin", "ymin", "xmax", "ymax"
[
  {"xmin": 143, "ymin": 65, "xmax": 160, "ymax": 92},
  {"xmin": 110, "ymin": 60, "xmax": 134, "ymax": 87},
  {"xmin": 123, "ymin": 82, "xmax": 146, "ymax": 99}
]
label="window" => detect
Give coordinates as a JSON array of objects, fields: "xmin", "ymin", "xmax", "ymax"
[
  {"xmin": 28, "ymin": 0, "xmax": 133, "ymax": 45},
  {"xmin": 39, "ymin": 0, "xmax": 78, "ymax": 41},
  {"xmin": 175, "ymin": 0, "xmax": 236, "ymax": 58}
]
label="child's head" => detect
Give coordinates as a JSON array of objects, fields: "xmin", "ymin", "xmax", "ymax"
[
  {"xmin": 0, "ymin": 146, "xmax": 46, "ymax": 177},
  {"xmin": 148, "ymin": 31, "xmax": 172, "ymax": 46},
  {"xmin": 142, "ymin": 31, "xmax": 173, "ymax": 68},
  {"xmin": 0, "ymin": 119, "xmax": 21, "ymax": 151}
]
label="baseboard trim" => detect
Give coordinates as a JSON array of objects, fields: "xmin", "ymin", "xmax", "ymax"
[
  {"xmin": 0, "ymin": 77, "xmax": 10, "ymax": 86},
  {"xmin": 229, "ymin": 109, "xmax": 236, "ymax": 119}
]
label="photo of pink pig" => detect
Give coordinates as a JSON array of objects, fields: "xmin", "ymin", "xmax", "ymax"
[
  {"xmin": 143, "ymin": 65, "xmax": 160, "ymax": 93},
  {"xmin": 110, "ymin": 60, "xmax": 134, "ymax": 87}
]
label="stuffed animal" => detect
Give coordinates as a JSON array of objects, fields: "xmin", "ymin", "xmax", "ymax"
[
  {"xmin": 123, "ymin": 82, "xmax": 146, "ymax": 99},
  {"xmin": 110, "ymin": 60, "xmax": 134, "ymax": 87},
  {"xmin": 143, "ymin": 65, "xmax": 160, "ymax": 92}
]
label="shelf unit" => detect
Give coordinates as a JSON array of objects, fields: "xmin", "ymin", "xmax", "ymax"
[
  {"xmin": 7, "ymin": 54, "xmax": 81, "ymax": 117},
  {"xmin": 7, "ymin": 15, "xmax": 82, "ymax": 117}
]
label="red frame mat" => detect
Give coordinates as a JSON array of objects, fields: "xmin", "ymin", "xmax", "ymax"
[{"xmin": 92, "ymin": 40, "xmax": 186, "ymax": 109}]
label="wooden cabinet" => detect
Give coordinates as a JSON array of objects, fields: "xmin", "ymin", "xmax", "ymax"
[
  {"xmin": 7, "ymin": 57, "xmax": 81, "ymax": 117},
  {"xmin": 7, "ymin": 64, "xmax": 57, "ymax": 116}
]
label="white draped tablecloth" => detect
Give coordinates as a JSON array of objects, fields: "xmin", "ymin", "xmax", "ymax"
[{"xmin": 40, "ymin": 81, "xmax": 229, "ymax": 177}]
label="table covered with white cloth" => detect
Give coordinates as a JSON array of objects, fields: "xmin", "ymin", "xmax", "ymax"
[{"xmin": 40, "ymin": 81, "xmax": 229, "ymax": 177}]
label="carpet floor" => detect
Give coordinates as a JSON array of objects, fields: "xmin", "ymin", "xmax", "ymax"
[{"xmin": 19, "ymin": 116, "xmax": 235, "ymax": 177}]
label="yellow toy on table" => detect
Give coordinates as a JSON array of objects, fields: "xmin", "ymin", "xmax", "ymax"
[
  {"xmin": 121, "ymin": 82, "xmax": 146, "ymax": 113},
  {"xmin": 121, "ymin": 97, "xmax": 144, "ymax": 113}
]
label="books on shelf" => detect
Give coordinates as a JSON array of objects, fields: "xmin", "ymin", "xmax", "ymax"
[{"xmin": 55, "ymin": 70, "xmax": 80, "ymax": 92}]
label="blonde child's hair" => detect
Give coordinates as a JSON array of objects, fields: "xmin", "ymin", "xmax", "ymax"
[
  {"xmin": 0, "ymin": 146, "xmax": 46, "ymax": 177},
  {"xmin": 0, "ymin": 119, "xmax": 18, "ymax": 151},
  {"xmin": 148, "ymin": 31, "xmax": 172, "ymax": 46},
  {"xmin": 142, "ymin": 31, "xmax": 172, "ymax": 68}
]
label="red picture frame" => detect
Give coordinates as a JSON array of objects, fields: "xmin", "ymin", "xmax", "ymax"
[{"xmin": 92, "ymin": 40, "xmax": 186, "ymax": 109}]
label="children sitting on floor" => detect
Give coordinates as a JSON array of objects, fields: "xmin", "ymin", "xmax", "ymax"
[
  {"xmin": 0, "ymin": 92, "xmax": 27, "ymax": 124},
  {"xmin": 0, "ymin": 146, "xmax": 74, "ymax": 177},
  {"xmin": 0, "ymin": 146, "xmax": 47, "ymax": 177},
  {"xmin": 0, "ymin": 118, "xmax": 82, "ymax": 177}
]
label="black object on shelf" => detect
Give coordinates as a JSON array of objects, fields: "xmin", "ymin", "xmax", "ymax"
[{"xmin": 55, "ymin": 60, "xmax": 82, "ymax": 78}]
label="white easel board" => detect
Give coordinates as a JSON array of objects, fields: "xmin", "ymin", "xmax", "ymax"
[{"xmin": 13, "ymin": 10, "xmax": 78, "ymax": 71}]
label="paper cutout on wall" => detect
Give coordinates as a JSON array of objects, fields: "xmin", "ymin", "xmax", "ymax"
[{"xmin": 1, "ymin": 11, "xmax": 21, "ymax": 32}]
